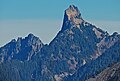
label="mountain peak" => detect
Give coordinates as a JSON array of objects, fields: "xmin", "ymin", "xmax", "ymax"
[
  {"xmin": 24, "ymin": 33, "xmax": 43, "ymax": 46},
  {"xmin": 66, "ymin": 5, "xmax": 80, "ymax": 19},
  {"xmin": 28, "ymin": 33, "xmax": 35, "ymax": 38},
  {"xmin": 0, "ymin": 33, "xmax": 44, "ymax": 62},
  {"xmin": 61, "ymin": 5, "xmax": 84, "ymax": 31}
]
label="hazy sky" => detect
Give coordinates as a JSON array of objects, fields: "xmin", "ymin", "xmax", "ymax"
[{"xmin": 0, "ymin": 0, "xmax": 120, "ymax": 46}]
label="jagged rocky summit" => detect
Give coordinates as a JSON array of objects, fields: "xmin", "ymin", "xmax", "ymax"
[
  {"xmin": 0, "ymin": 33, "xmax": 43, "ymax": 62},
  {"xmin": 0, "ymin": 5, "xmax": 120, "ymax": 81},
  {"xmin": 62, "ymin": 5, "xmax": 83, "ymax": 31}
]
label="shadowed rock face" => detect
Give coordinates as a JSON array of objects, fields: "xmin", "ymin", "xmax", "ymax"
[{"xmin": 86, "ymin": 62, "xmax": 120, "ymax": 81}]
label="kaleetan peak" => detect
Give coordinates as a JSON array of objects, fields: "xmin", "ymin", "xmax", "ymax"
[{"xmin": 62, "ymin": 5, "xmax": 84, "ymax": 31}]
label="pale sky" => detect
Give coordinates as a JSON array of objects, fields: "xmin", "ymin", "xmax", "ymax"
[{"xmin": 0, "ymin": 0, "xmax": 120, "ymax": 47}]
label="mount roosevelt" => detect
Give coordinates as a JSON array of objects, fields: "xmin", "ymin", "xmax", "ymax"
[{"xmin": 0, "ymin": 5, "xmax": 120, "ymax": 81}]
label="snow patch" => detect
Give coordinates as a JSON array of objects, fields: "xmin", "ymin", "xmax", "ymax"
[
  {"xmin": 93, "ymin": 28, "xmax": 102, "ymax": 38},
  {"xmin": 83, "ymin": 59, "xmax": 86, "ymax": 65}
]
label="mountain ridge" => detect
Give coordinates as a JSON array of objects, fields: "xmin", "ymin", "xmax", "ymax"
[
  {"xmin": 0, "ymin": 33, "xmax": 43, "ymax": 62},
  {"xmin": 0, "ymin": 5, "xmax": 120, "ymax": 81}
]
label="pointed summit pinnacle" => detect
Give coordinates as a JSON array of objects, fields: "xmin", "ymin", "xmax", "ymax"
[
  {"xmin": 66, "ymin": 5, "xmax": 81, "ymax": 21},
  {"xmin": 61, "ymin": 5, "xmax": 84, "ymax": 31}
]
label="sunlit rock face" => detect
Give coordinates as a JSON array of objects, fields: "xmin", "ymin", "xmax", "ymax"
[{"xmin": 62, "ymin": 5, "xmax": 84, "ymax": 31}]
